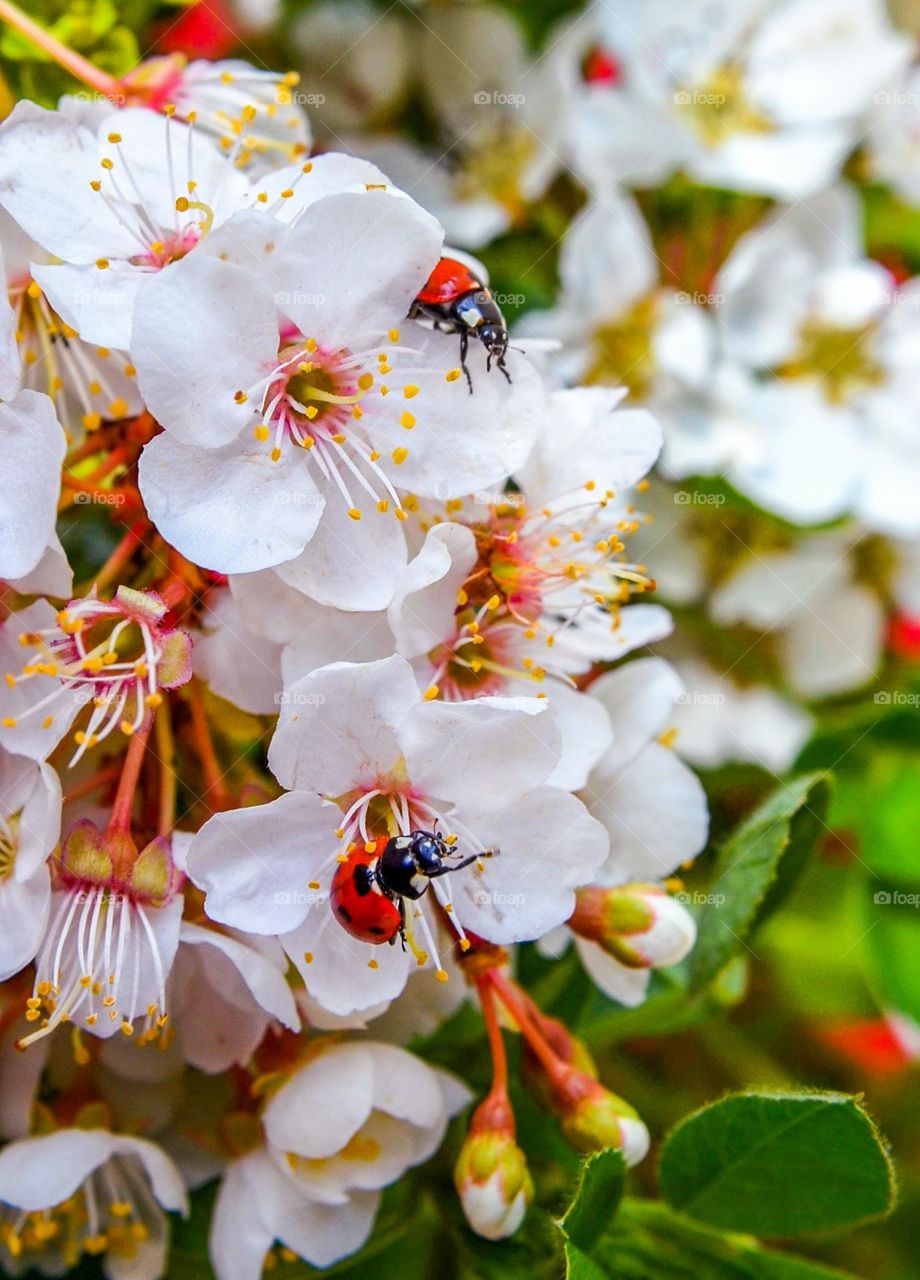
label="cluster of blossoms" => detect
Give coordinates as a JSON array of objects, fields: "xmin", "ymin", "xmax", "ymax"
[
  {"xmin": 0, "ymin": 6, "xmax": 714, "ymax": 1278},
  {"xmin": 4, "ymin": 0, "xmax": 920, "ymax": 1271},
  {"xmin": 273, "ymin": 0, "xmax": 920, "ymax": 779}
]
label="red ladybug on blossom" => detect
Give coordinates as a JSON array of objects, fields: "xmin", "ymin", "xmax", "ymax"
[
  {"xmin": 330, "ymin": 829, "xmax": 494, "ymax": 946},
  {"xmin": 409, "ymin": 254, "xmax": 511, "ymax": 392}
]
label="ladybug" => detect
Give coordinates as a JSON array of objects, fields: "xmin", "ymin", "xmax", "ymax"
[
  {"xmin": 409, "ymin": 255, "xmax": 511, "ymax": 392},
  {"xmin": 330, "ymin": 829, "xmax": 494, "ymax": 946}
]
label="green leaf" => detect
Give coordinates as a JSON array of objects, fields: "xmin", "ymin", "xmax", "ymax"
[
  {"xmin": 833, "ymin": 750, "xmax": 920, "ymax": 887},
  {"xmin": 559, "ymin": 1150, "xmax": 626, "ymax": 1255},
  {"xmin": 603, "ymin": 1200, "xmax": 863, "ymax": 1280},
  {"xmin": 688, "ymin": 773, "xmax": 831, "ymax": 991},
  {"xmin": 659, "ymin": 1092, "xmax": 895, "ymax": 1236},
  {"xmin": 866, "ymin": 886, "xmax": 920, "ymax": 1023}
]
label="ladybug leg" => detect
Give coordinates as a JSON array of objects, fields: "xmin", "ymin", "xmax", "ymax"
[
  {"xmin": 459, "ymin": 330, "xmax": 473, "ymax": 394},
  {"xmin": 394, "ymin": 896, "xmax": 408, "ymax": 950},
  {"xmin": 428, "ymin": 849, "xmax": 497, "ymax": 878},
  {"xmin": 497, "ymin": 355, "xmax": 512, "ymax": 386}
]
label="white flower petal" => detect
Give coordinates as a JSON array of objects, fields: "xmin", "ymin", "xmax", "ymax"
[
  {"xmin": 450, "ymin": 788, "xmax": 608, "ymax": 943},
  {"xmin": 187, "ymin": 791, "xmax": 338, "ymax": 934},
  {"xmin": 0, "ymin": 390, "xmax": 65, "ymax": 582},
  {"xmin": 133, "ymin": 255, "xmax": 279, "ymax": 448},
  {"xmin": 400, "ymin": 695, "xmax": 561, "ymax": 810},
  {"xmin": 283, "ymin": 906, "xmax": 411, "ymax": 1016},
  {"xmin": 587, "ymin": 742, "xmax": 709, "ymax": 883},
  {"xmin": 388, "ymin": 523, "xmax": 478, "ymax": 658},
  {"xmin": 268, "ymin": 655, "xmax": 421, "ymax": 795},
  {"xmin": 138, "ymin": 431, "xmax": 325, "ymax": 574},
  {"xmin": 275, "ymin": 477, "xmax": 407, "ymax": 611}
]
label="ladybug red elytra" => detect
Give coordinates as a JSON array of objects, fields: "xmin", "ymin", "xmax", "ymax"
[
  {"xmin": 409, "ymin": 255, "xmax": 510, "ymax": 393},
  {"xmin": 330, "ymin": 829, "xmax": 494, "ymax": 946}
]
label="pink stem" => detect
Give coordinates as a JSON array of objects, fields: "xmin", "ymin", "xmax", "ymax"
[{"xmin": 0, "ymin": 0, "xmax": 123, "ymax": 98}]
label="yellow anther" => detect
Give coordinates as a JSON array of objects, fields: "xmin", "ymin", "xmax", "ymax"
[
  {"xmin": 436, "ymin": 969, "xmax": 449, "ymax": 983},
  {"xmin": 270, "ymin": 447, "xmax": 282, "ymax": 461},
  {"xmin": 377, "ymin": 499, "xmax": 389, "ymax": 513},
  {"xmin": 423, "ymin": 685, "xmax": 439, "ymax": 701},
  {"xmin": 347, "ymin": 508, "xmax": 362, "ymax": 521},
  {"xmin": 96, "ymin": 258, "xmax": 109, "ymax": 270},
  {"xmin": 388, "ymin": 328, "xmax": 400, "ymax": 342},
  {"xmin": 304, "ymin": 951, "xmax": 314, "ymax": 963},
  {"xmin": 446, "ymin": 368, "xmax": 462, "ymax": 382},
  {"xmin": 391, "ymin": 446, "xmax": 408, "ymax": 465},
  {"xmin": 400, "ymin": 411, "xmax": 415, "ymax": 429},
  {"xmin": 234, "ymin": 390, "xmax": 248, "ymax": 404},
  {"xmin": 175, "ymin": 196, "xmax": 190, "ymax": 212},
  {"xmin": 357, "ymin": 373, "xmax": 373, "ymax": 390}
]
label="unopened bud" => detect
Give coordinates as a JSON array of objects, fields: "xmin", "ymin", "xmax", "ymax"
[
  {"xmin": 570, "ymin": 883, "xmax": 696, "ymax": 969},
  {"xmin": 560, "ymin": 1078, "xmax": 649, "ymax": 1165},
  {"xmin": 454, "ymin": 1094, "xmax": 533, "ymax": 1240}
]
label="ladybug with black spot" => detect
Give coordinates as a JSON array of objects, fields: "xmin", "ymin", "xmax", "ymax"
[
  {"xmin": 330, "ymin": 829, "xmax": 494, "ymax": 945},
  {"xmin": 409, "ymin": 254, "xmax": 511, "ymax": 392}
]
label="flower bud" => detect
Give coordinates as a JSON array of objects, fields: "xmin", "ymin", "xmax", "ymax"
[
  {"xmin": 543, "ymin": 1062, "xmax": 649, "ymax": 1166},
  {"xmin": 561, "ymin": 1083, "xmax": 650, "ymax": 1165},
  {"xmin": 454, "ymin": 1094, "xmax": 533, "ymax": 1240},
  {"xmin": 569, "ymin": 883, "xmax": 697, "ymax": 969}
]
